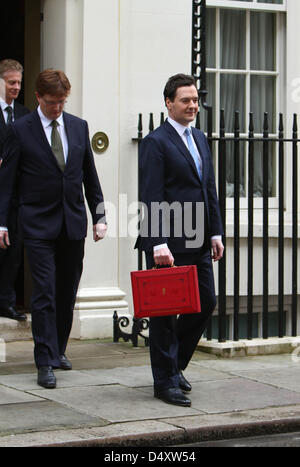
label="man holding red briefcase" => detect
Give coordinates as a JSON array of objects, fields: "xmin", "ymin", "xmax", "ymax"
[{"xmin": 135, "ymin": 74, "xmax": 224, "ymax": 407}]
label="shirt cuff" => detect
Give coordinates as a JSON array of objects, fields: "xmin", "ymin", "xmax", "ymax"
[{"xmin": 153, "ymin": 243, "xmax": 168, "ymax": 251}]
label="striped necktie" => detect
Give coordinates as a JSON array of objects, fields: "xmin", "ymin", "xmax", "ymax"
[{"xmin": 5, "ymin": 106, "xmax": 13, "ymax": 125}]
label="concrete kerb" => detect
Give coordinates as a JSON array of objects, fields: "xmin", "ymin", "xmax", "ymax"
[
  {"xmin": 3, "ymin": 406, "xmax": 300, "ymax": 447},
  {"xmin": 2, "ymin": 417, "xmax": 300, "ymax": 448},
  {"xmin": 197, "ymin": 337, "xmax": 300, "ymax": 358}
]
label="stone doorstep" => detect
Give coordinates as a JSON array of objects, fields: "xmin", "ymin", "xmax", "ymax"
[
  {"xmin": 197, "ymin": 337, "xmax": 300, "ymax": 358},
  {"xmin": 0, "ymin": 316, "xmax": 32, "ymax": 342}
]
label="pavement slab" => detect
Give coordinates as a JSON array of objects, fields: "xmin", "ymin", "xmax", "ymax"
[
  {"xmin": 0, "ymin": 401, "xmax": 105, "ymax": 436},
  {"xmin": 230, "ymin": 366, "xmax": 300, "ymax": 393},
  {"xmin": 28, "ymin": 384, "xmax": 200, "ymax": 422},
  {"xmin": 0, "ymin": 385, "xmax": 42, "ymax": 405},
  {"xmin": 0, "ymin": 420, "xmax": 185, "ymax": 447},
  {"xmin": 185, "ymin": 378, "xmax": 300, "ymax": 413},
  {"xmin": 0, "ymin": 369, "xmax": 119, "ymax": 391}
]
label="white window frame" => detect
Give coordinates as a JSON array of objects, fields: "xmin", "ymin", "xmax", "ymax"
[
  {"xmin": 205, "ymin": 0, "xmax": 286, "ymax": 215},
  {"xmin": 207, "ymin": 0, "xmax": 286, "ymax": 12}
]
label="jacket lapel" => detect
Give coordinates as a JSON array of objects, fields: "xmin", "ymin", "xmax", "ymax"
[
  {"xmin": 28, "ymin": 110, "xmax": 61, "ymax": 168},
  {"xmin": 0, "ymin": 108, "xmax": 6, "ymax": 128},
  {"xmin": 164, "ymin": 120, "xmax": 202, "ymax": 182},
  {"xmin": 62, "ymin": 112, "xmax": 73, "ymax": 171}
]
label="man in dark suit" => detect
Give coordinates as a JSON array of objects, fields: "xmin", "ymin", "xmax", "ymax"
[
  {"xmin": 0, "ymin": 59, "xmax": 29, "ymax": 321},
  {"xmin": 136, "ymin": 74, "xmax": 224, "ymax": 407},
  {"xmin": 0, "ymin": 69, "xmax": 106, "ymax": 388}
]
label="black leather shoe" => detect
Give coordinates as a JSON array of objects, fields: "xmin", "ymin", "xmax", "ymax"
[
  {"xmin": 37, "ymin": 366, "xmax": 56, "ymax": 388},
  {"xmin": 0, "ymin": 306, "xmax": 27, "ymax": 321},
  {"xmin": 178, "ymin": 371, "xmax": 192, "ymax": 393},
  {"xmin": 154, "ymin": 387, "xmax": 191, "ymax": 407},
  {"xmin": 59, "ymin": 354, "xmax": 72, "ymax": 370}
]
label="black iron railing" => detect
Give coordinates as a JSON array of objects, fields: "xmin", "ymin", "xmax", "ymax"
[
  {"xmin": 113, "ymin": 0, "xmax": 299, "ymax": 345},
  {"xmin": 125, "ymin": 110, "xmax": 299, "ymax": 344}
]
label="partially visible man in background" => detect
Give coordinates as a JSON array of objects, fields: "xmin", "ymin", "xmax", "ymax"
[{"xmin": 0, "ymin": 59, "xmax": 30, "ymax": 322}]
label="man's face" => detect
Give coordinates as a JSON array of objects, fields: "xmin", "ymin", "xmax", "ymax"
[
  {"xmin": 3, "ymin": 71, "xmax": 22, "ymax": 104},
  {"xmin": 36, "ymin": 93, "xmax": 67, "ymax": 120},
  {"xmin": 166, "ymin": 85, "xmax": 199, "ymax": 126}
]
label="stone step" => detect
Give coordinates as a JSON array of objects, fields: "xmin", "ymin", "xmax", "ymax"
[{"xmin": 0, "ymin": 315, "xmax": 32, "ymax": 342}]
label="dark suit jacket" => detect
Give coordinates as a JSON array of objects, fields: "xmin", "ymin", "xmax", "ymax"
[
  {"xmin": 0, "ymin": 101, "xmax": 30, "ymax": 208},
  {"xmin": 0, "ymin": 109, "xmax": 105, "ymax": 240},
  {"xmin": 0, "ymin": 101, "xmax": 30, "ymax": 149},
  {"xmin": 136, "ymin": 120, "xmax": 223, "ymax": 253}
]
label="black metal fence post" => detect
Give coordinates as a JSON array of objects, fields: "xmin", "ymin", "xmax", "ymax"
[
  {"xmin": 137, "ymin": 113, "xmax": 143, "ymax": 271},
  {"xmin": 233, "ymin": 111, "xmax": 240, "ymax": 341},
  {"xmin": 262, "ymin": 113, "xmax": 269, "ymax": 338},
  {"xmin": 278, "ymin": 114, "xmax": 284, "ymax": 338},
  {"xmin": 218, "ymin": 110, "xmax": 227, "ymax": 342},
  {"xmin": 247, "ymin": 113, "xmax": 254, "ymax": 340},
  {"xmin": 292, "ymin": 114, "xmax": 298, "ymax": 336}
]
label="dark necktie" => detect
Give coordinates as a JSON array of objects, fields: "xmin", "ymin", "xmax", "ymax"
[
  {"xmin": 51, "ymin": 120, "xmax": 65, "ymax": 171},
  {"xmin": 5, "ymin": 106, "xmax": 13, "ymax": 125}
]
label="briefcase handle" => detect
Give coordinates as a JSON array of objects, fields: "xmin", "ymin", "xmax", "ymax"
[{"xmin": 153, "ymin": 262, "xmax": 175, "ymax": 269}]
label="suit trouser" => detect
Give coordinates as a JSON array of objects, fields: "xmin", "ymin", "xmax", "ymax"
[
  {"xmin": 0, "ymin": 207, "xmax": 22, "ymax": 308},
  {"xmin": 145, "ymin": 248, "xmax": 216, "ymax": 391},
  {"xmin": 24, "ymin": 229, "xmax": 85, "ymax": 369}
]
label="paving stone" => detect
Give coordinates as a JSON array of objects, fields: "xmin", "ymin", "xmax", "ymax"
[
  {"xmin": 0, "ymin": 420, "xmax": 184, "ymax": 447},
  {"xmin": 232, "ymin": 366, "xmax": 300, "ymax": 393},
  {"xmin": 29, "ymin": 384, "xmax": 200, "ymax": 422},
  {"xmin": 0, "ymin": 370, "xmax": 118, "ymax": 391},
  {"xmin": 0, "ymin": 385, "xmax": 42, "ymax": 405},
  {"xmin": 184, "ymin": 378, "xmax": 300, "ymax": 413},
  {"xmin": 196, "ymin": 353, "xmax": 298, "ymax": 373},
  {"xmin": 0, "ymin": 401, "xmax": 105, "ymax": 435}
]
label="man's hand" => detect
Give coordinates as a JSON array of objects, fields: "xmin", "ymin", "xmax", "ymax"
[
  {"xmin": 0, "ymin": 158, "xmax": 2, "ymax": 168},
  {"xmin": 93, "ymin": 223, "xmax": 107, "ymax": 242},
  {"xmin": 153, "ymin": 247, "xmax": 174, "ymax": 267},
  {"xmin": 211, "ymin": 238, "xmax": 224, "ymax": 262},
  {"xmin": 0, "ymin": 230, "xmax": 10, "ymax": 249}
]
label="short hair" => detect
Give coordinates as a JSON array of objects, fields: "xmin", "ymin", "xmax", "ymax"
[
  {"xmin": 163, "ymin": 74, "xmax": 197, "ymax": 103},
  {"xmin": 35, "ymin": 69, "xmax": 71, "ymax": 97},
  {"xmin": 0, "ymin": 59, "xmax": 23, "ymax": 78}
]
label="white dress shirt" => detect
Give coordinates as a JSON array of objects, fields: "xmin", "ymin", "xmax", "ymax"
[{"xmin": 37, "ymin": 106, "xmax": 68, "ymax": 162}]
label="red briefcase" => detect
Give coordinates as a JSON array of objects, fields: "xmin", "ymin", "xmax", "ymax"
[{"xmin": 130, "ymin": 265, "xmax": 201, "ymax": 319}]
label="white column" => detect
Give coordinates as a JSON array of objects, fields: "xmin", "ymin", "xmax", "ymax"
[{"xmin": 41, "ymin": 0, "xmax": 130, "ymax": 339}]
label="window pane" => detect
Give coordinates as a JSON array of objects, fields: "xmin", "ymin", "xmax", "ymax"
[
  {"xmin": 251, "ymin": 142, "xmax": 275, "ymax": 197},
  {"xmin": 220, "ymin": 74, "xmax": 246, "ymax": 133},
  {"xmin": 199, "ymin": 73, "xmax": 215, "ymax": 132},
  {"xmin": 251, "ymin": 12, "xmax": 275, "ymax": 71},
  {"xmin": 220, "ymin": 0, "xmax": 283, "ymax": 3},
  {"xmin": 258, "ymin": 0, "xmax": 283, "ymax": 4},
  {"xmin": 220, "ymin": 10, "xmax": 246, "ymax": 69},
  {"xmin": 207, "ymin": 8, "xmax": 216, "ymax": 68},
  {"xmin": 225, "ymin": 141, "xmax": 246, "ymax": 197},
  {"xmin": 250, "ymin": 75, "xmax": 276, "ymax": 132},
  {"xmin": 250, "ymin": 75, "xmax": 276, "ymax": 197}
]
